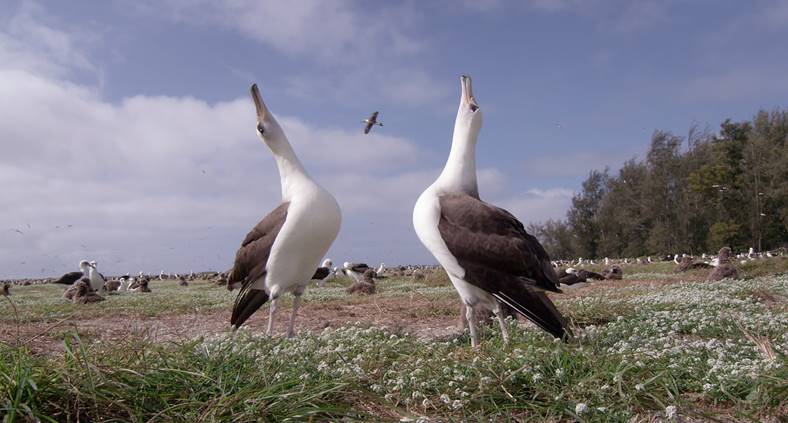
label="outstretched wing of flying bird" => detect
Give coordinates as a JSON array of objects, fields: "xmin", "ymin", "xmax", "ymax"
[
  {"xmin": 363, "ymin": 111, "xmax": 379, "ymax": 134},
  {"xmin": 437, "ymin": 193, "xmax": 571, "ymax": 339},
  {"xmin": 229, "ymin": 202, "xmax": 289, "ymax": 328}
]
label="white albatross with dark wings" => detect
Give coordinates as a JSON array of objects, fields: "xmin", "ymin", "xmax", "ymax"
[
  {"xmin": 413, "ymin": 75, "xmax": 572, "ymax": 347},
  {"xmin": 227, "ymin": 84, "xmax": 341, "ymax": 338}
]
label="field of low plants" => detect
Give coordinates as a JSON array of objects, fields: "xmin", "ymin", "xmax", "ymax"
[{"xmin": 1, "ymin": 259, "xmax": 786, "ymax": 422}]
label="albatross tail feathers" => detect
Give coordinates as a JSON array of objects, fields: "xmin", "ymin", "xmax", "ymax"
[
  {"xmin": 231, "ymin": 287, "xmax": 270, "ymax": 329},
  {"xmin": 492, "ymin": 290, "xmax": 573, "ymax": 340}
]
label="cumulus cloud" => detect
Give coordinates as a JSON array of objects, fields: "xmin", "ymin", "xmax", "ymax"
[
  {"xmin": 0, "ymin": 1, "xmax": 96, "ymax": 78},
  {"xmin": 0, "ymin": 66, "xmax": 430, "ymax": 277},
  {"xmin": 0, "ymin": 2, "xmax": 577, "ymax": 278},
  {"xmin": 494, "ymin": 188, "xmax": 575, "ymax": 225},
  {"xmin": 135, "ymin": 0, "xmax": 450, "ymax": 107}
]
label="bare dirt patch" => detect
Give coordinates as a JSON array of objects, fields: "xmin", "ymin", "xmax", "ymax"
[{"xmin": 0, "ymin": 294, "xmax": 468, "ymax": 355}]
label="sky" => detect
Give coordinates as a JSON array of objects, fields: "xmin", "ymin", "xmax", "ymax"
[{"xmin": 2, "ymin": 0, "xmax": 788, "ymax": 278}]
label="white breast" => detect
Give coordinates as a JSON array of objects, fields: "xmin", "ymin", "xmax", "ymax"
[
  {"xmin": 259, "ymin": 183, "xmax": 341, "ymax": 297},
  {"xmin": 413, "ymin": 186, "xmax": 495, "ymax": 308}
]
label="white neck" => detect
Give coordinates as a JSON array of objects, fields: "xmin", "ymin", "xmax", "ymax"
[
  {"xmin": 268, "ymin": 136, "xmax": 312, "ymax": 201},
  {"xmin": 436, "ymin": 121, "xmax": 479, "ymax": 198}
]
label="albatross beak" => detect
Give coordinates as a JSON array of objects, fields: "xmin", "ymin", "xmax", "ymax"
[
  {"xmin": 460, "ymin": 75, "xmax": 478, "ymax": 111},
  {"xmin": 250, "ymin": 83, "xmax": 268, "ymax": 122}
]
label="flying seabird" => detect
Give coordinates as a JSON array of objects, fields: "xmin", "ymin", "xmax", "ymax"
[
  {"xmin": 362, "ymin": 111, "xmax": 383, "ymax": 134},
  {"xmin": 228, "ymin": 83, "xmax": 342, "ymax": 337},
  {"xmin": 412, "ymin": 75, "xmax": 571, "ymax": 347}
]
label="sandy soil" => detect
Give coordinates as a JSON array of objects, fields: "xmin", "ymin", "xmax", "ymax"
[{"xmin": 0, "ymin": 277, "xmax": 700, "ymax": 355}]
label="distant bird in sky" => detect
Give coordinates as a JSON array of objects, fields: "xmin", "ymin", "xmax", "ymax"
[
  {"xmin": 228, "ymin": 83, "xmax": 341, "ymax": 337},
  {"xmin": 413, "ymin": 75, "xmax": 571, "ymax": 347},
  {"xmin": 10, "ymin": 228, "xmax": 23, "ymax": 235},
  {"xmin": 362, "ymin": 111, "xmax": 383, "ymax": 134}
]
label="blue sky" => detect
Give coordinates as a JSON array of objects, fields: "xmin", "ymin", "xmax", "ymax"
[{"xmin": 2, "ymin": 0, "xmax": 787, "ymax": 278}]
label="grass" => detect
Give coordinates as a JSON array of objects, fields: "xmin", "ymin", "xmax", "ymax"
[{"xmin": 1, "ymin": 263, "xmax": 787, "ymax": 421}]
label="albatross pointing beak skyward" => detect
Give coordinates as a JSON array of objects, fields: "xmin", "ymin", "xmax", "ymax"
[
  {"xmin": 228, "ymin": 83, "xmax": 342, "ymax": 337},
  {"xmin": 412, "ymin": 75, "xmax": 571, "ymax": 347}
]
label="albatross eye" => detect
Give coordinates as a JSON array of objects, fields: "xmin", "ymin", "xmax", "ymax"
[
  {"xmin": 257, "ymin": 123, "xmax": 265, "ymax": 134},
  {"xmin": 470, "ymin": 104, "xmax": 479, "ymax": 112}
]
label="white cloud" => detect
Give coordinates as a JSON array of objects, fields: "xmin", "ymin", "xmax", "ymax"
[
  {"xmin": 0, "ymin": 1, "xmax": 96, "ymax": 78},
  {"xmin": 0, "ymin": 2, "xmax": 579, "ymax": 278},
  {"xmin": 136, "ymin": 0, "xmax": 449, "ymax": 107},
  {"xmin": 0, "ymin": 65, "xmax": 429, "ymax": 277},
  {"xmin": 142, "ymin": 0, "xmax": 422, "ymax": 63},
  {"xmin": 494, "ymin": 188, "xmax": 575, "ymax": 225}
]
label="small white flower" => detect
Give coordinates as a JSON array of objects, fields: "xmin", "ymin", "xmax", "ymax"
[
  {"xmin": 451, "ymin": 400, "xmax": 463, "ymax": 410},
  {"xmin": 703, "ymin": 383, "xmax": 714, "ymax": 391},
  {"xmin": 635, "ymin": 383, "xmax": 644, "ymax": 391},
  {"xmin": 665, "ymin": 405, "xmax": 677, "ymax": 420},
  {"xmin": 440, "ymin": 394, "xmax": 451, "ymax": 404},
  {"xmin": 575, "ymin": 403, "xmax": 588, "ymax": 414}
]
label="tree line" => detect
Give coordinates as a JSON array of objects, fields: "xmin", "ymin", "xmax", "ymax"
[{"xmin": 528, "ymin": 109, "xmax": 788, "ymax": 260}]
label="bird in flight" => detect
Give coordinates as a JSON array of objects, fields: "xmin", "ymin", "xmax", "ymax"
[{"xmin": 362, "ymin": 111, "xmax": 383, "ymax": 134}]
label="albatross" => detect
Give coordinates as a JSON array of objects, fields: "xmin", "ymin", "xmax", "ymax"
[
  {"xmin": 412, "ymin": 75, "xmax": 571, "ymax": 347},
  {"xmin": 228, "ymin": 84, "xmax": 342, "ymax": 337},
  {"xmin": 362, "ymin": 111, "xmax": 383, "ymax": 134},
  {"xmin": 53, "ymin": 260, "xmax": 91, "ymax": 286}
]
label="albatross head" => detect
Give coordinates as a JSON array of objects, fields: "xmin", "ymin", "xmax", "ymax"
[
  {"xmin": 88, "ymin": 260, "xmax": 97, "ymax": 269},
  {"xmin": 79, "ymin": 260, "xmax": 90, "ymax": 271},
  {"xmin": 250, "ymin": 83, "xmax": 286, "ymax": 148},
  {"xmin": 455, "ymin": 75, "xmax": 482, "ymax": 137}
]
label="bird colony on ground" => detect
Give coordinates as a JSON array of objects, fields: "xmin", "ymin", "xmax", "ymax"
[{"xmin": 7, "ymin": 76, "xmax": 785, "ymax": 348}]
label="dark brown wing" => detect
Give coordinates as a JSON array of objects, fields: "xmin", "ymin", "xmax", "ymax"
[
  {"xmin": 311, "ymin": 267, "xmax": 330, "ymax": 280},
  {"xmin": 229, "ymin": 202, "xmax": 289, "ymax": 328},
  {"xmin": 576, "ymin": 269, "xmax": 605, "ymax": 280},
  {"xmin": 363, "ymin": 111, "xmax": 379, "ymax": 134},
  {"xmin": 438, "ymin": 193, "xmax": 560, "ymax": 291},
  {"xmin": 350, "ymin": 263, "xmax": 370, "ymax": 273},
  {"xmin": 438, "ymin": 193, "xmax": 570, "ymax": 339},
  {"xmin": 53, "ymin": 271, "xmax": 83, "ymax": 285}
]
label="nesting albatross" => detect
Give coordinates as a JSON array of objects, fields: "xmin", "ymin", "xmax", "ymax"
[
  {"xmin": 413, "ymin": 75, "xmax": 571, "ymax": 347},
  {"xmin": 228, "ymin": 84, "xmax": 342, "ymax": 337}
]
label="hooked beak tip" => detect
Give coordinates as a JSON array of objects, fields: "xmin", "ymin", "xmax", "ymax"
[{"xmin": 250, "ymin": 82, "xmax": 267, "ymax": 122}]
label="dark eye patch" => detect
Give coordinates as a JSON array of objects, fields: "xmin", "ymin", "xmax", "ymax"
[{"xmin": 257, "ymin": 123, "xmax": 265, "ymax": 133}]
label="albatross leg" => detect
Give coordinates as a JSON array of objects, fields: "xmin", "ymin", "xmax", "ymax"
[
  {"xmin": 267, "ymin": 298, "xmax": 278, "ymax": 336},
  {"xmin": 494, "ymin": 303, "xmax": 510, "ymax": 345},
  {"xmin": 465, "ymin": 304, "xmax": 479, "ymax": 348},
  {"xmin": 286, "ymin": 294, "xmax": 302, "ymax": 338}
]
